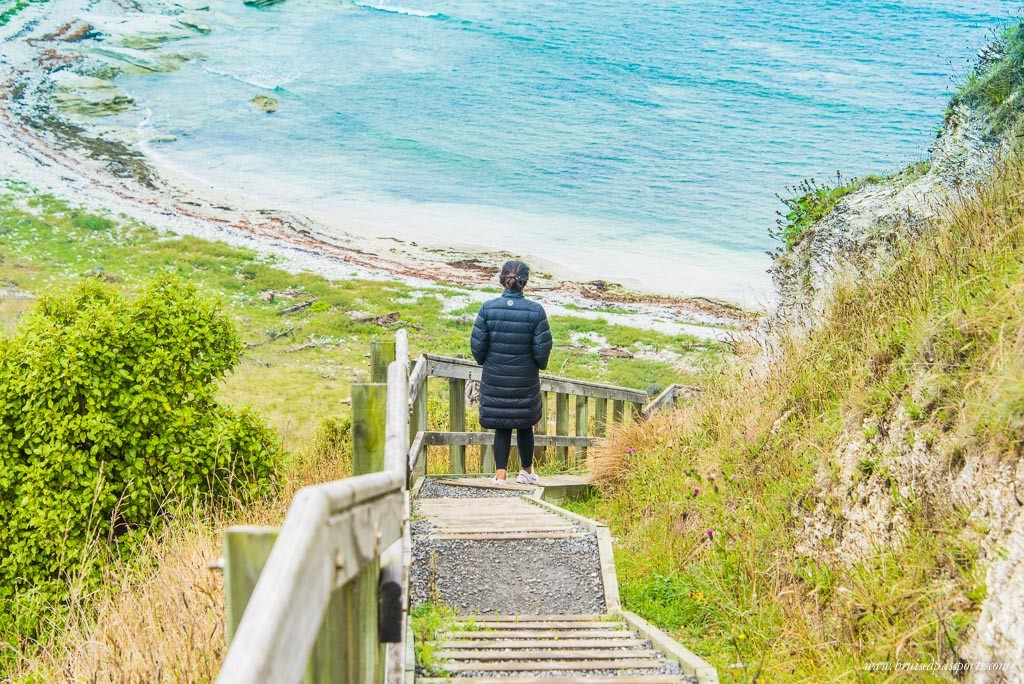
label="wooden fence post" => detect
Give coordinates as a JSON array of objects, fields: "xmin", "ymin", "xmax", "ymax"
[
  {"xmin": 224, "ymin": 526, "xmax": 279, "ymax": 645},
  {"xmin": 352, "ymin": 383, "xmax": 388, "ymax": 476},
  {"xmin": 631, "ymin": 402, "xmax": 644, "ymax": 422},
  {"xmin": 481, "ymin": 431, "xmax": 494, "ymax": 474},
  {"xmin": 533, "ymin": 391, "xmax": 548, "ymax": 468},
  {"xmin": 371, "ymin": 340, "xmax": 396, "ymax": 383},
  {"xmin": 555, "ymin": 393, "xmax": 570, "ymax": 468},
  {"xmin": 612, "ymin": 399, "xmax": 625, "ymax": 427},
  {"xmin": 410, "ymin": 378, "xmax": 429, "ymax": 478},
  {"xmin": 575, "ymin": 395, "xmax": 588, "ymax": 466},
  {"xmin": 449, "ymin": 379, "xmax": 466, "ymax": 474},
  {"xmin": 594, "ymin": 398, "xmax": 608, "ymax": 437}
]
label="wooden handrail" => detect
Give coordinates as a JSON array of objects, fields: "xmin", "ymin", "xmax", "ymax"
[
  {"xmin": 642, "ymin": 383, "xmax": 703, "ymax": 417},
  {"xmin": 423, "ymin": 354, "xmax": 649, "ymax": 403},
  {"xmin": 218, "ymin": 472, "xmax": 403, "ymax": 684}
]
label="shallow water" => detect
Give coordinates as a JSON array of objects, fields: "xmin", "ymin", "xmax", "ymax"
[{"xmin": 120, "ymin": 0, "xmax": 1020, "ymax": 303}]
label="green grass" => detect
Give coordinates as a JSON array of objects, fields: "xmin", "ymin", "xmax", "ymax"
[
  {"xmin": 410, "ymin": 601, "xmax": 457, "ymax": 676},
  {"xmin": 0, "ymin": 184, "xmax": 718, "ymax": 456},
  {"xmin": 0, "ymin": 0, "xmax": 48, "ymax": 26},
  {"xmin": 953, "ymin": 19, "xmax": 1024, "ymax": 133},
  {"xmin": 584, "ymin": 151, "xmax": 1024, "ymax": 680}
]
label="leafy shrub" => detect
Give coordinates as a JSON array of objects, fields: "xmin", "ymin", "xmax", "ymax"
[
  {"xmin": 0, "ymin": 275, "xmax": 281, "ymax": 651},
  {"xmin": 71, "ymin": 213, "xmax": 114, "ymax": 232}
]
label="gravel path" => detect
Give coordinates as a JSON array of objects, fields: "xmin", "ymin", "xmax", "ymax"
[
  {"xmin": 416, "ymin": 479, "xmax": 529, "ymax": 499},
  {"xmin": 410, "ymin": 520, "xmax": 606, "ymax": 615}
]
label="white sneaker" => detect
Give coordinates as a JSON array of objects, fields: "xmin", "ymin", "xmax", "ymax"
[
  {"xmin": 515, "ymin": 470, "xmax": 540, "ymax": 485},
  {"xmin": 489, "ymin": 477, "xmax": 507, "ymax": 486}
]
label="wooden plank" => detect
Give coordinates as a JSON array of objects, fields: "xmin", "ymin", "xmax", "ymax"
[
  {"xmin": 555, "ymin": 393, "xmax": 569, "ymax": 468},
  {"xmin": 481, "ymin": 430, "xmax": 495, "ymax": 474},
  {"xmin": 411, "ymin": 382, "xmax": 428, "ymax": 478},
  {"xmin": 533, "ymin": 391, "xmax": 547, "ymax": 467},
  {"xmin": 575, "ymin": 395, "xmax": 588, "ymax": 464},
  {"xmin": 597, "ymin": 526, "xmax": 622, "ymax": 613},
  {"xmin": 352, "ymin": 383, "xmax": 388, "ymax": 476},
  {"xmin": 594, "ymin": 397, "xmax": 608, "ymax": 437},
  {"xmin": 394, "ymin": 329, "xmax": 409, "ymax": 369},
  {"xmin": 641, "ymin": 384, "xmax": 678, "ymax": 417},
  {"xmin": 218, "ymin": 472, "xmax": 404, "ymax": 684},
  {"xmin": 423, "ymin": 354, "xmax": 648, "ymax": 403},
  {"xmin": 631, "ymin": 401, "xmax": 644, "ymax": 420},
  {"xmin": 385, "ymin": 362, "xmax": 410, "ymax": 479},
  {"xmin": 420, "ymin": 432, "xmax": 599, "ymax": 448},
  {"xmin": 417, "ymin": 677, "xmax": 688, "ymax": 684},
  {"xmin": 408, "ymin": 356, "xmax": 428, "ymax": 407},
  {"xmin": 439, "ymin": 639, "xmax": 647, "ymax": 650},
  {"xmin": 463, "ymin": 621, "xmax": 624, "ymax": 630},
  {"xmin": 406, "ymin": 430, "xmax": 426, "ymax": 477},
  {"xmin": 452, "ymin": 614, "xmax": 606, "ymax": 622},
  {"xmin": 622, "ymin": 610, "xmax": 720, "ymax": 684},
  {"xmin": 442, "ymin": 659, "xmax": 666, "ymax": 672},
  {"xmin": 433, "ymin": 532, "xmax": 586, "ymax": 540},
  {"xmin": 449, "ymin": 378, "xmax": 466, "ymax": 474},
  {"xmin": 223, "ymin": 526, "xmax": 278, "ymax": 645},
  {"xmin": 612, "ymin": 399, "xmax": 625, "ymax": 426},
  {"xmin": 370, "ymin": 340, "xmax": 396, "ymax": 383},
  {"xmin": 446, "ymin": 630, "xmax": 638, "ymax": 639},
  {"xmin": 436, "ymin": 649, "xmax": 660, "ymax": 661}
]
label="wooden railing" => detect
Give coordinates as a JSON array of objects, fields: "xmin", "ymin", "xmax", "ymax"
[
  {"xmin": 216, "ymin": 330, "xmax": 694, "ymax": 683},
  {"xmin": 406, "ymin": 354, "xmax": 656, "ymax": 479}
]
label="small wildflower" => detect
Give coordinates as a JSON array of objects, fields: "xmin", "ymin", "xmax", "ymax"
[
  {"xmin": 626, "ymin": 447, "xmax": 636, "ymax": 454},
  {"xmin": 738, "ymin": 633, "xmax": 746, "ymax": 641},
  {"xmin": 706, "ymin": 529, "xmax": 714, "ymax": 539},
  {"xmin": 693, "ymin": 487, "xmax": 700, "ymax": 496}
]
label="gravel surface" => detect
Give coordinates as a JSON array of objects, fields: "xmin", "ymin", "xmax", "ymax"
[
  {"xmin": 417, "ymin": 479, "xmax": 530, "ymax": 499},
  {"xmin": 410, "ymin": 520, "xmax": 606, "ymax": 615}
]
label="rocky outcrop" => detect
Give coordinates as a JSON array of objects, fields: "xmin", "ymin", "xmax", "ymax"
[{"xmin": 766, "ymin": 102, "xmax": 1002, "ymax": 338}]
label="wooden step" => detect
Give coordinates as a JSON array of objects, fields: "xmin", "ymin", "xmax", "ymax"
[
  {"xmin": 435, "ymin": 648, "xmax": 661, "ymax": 661},
  {"xmin": 453, "ymin": 613, "xmax": 606, "ymax": 622},
  {"xmin": 435, "ymin": 531, "xmax": 588, "ymax": 540},
  {"xmin": 439, "ymin": 639, "xmax": 648, "ymax": 650},
  {"xmin": 442, "ymin": 658, "xmax": 667, "ymax": 672},
  {"xmin": 418, "ymin": 677, "xmax": 686, "ymax": 684},
  {"xmin": 463, "ymin": 621, "xmax": 623, "ymax": 630},
  {"xmin": 447, "ymin": 630, "xmax": 637, "ymax": 639}
]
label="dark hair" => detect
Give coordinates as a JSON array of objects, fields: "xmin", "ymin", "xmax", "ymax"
[{"xmin": 499, "ymin": 260, "xmax": 529, "ymax": 292}]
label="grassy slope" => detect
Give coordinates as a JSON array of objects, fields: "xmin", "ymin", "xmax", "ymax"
[
  {"xmin": 0, "ymin": 182, "xmax": 719, "ymax": 679},
  {"xmin": 583, "ymin": 104, "xmax": 1024, "ymax": 684}
]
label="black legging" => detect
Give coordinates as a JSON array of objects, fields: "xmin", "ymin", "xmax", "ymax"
[{"xmin": 493, "ymin": 427, "xmax": 534, "ymax": 471}]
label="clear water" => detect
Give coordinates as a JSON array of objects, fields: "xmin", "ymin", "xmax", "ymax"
[{"xmin": 121, "ymin": 0, "xmax": 1020, "ymax": 304}]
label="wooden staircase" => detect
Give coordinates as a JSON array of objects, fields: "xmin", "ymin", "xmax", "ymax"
[{"xmin": 419, "ymin": 614, "xmax": 695, "ymax": 683}]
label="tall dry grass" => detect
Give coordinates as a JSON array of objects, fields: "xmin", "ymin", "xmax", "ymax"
[{"xmin": 587, "ymin": 155, "xmax": 1024, "ymax": 680}]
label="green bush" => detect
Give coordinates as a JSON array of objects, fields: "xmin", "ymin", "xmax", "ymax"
[
  {"xmin": 70, "ymin": 213, "xmax": 114, "ymax": 232},
  {"xmin": 0, "ymin": 275, "xmax": 281, "ymax": 650}
]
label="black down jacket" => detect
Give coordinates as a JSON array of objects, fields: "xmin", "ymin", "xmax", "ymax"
[{"xmin": 470, "ymin": 290, "xmax": 553, "ymax": 429}]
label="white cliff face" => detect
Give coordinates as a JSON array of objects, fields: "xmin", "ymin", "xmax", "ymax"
[
  {"xmin": 767, "ymin": 101, "xmax": 1023, "ymax": 680},
  {"xmin": 766, "ymin": 102, "xmax": 1001, "ymax": 338}
]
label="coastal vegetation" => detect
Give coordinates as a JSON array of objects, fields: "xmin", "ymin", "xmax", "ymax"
[{"xmin": 0, "ymin": 183, "xmax": 717, "ymax": 679}]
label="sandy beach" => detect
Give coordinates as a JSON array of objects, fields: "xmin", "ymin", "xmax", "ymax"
[{"xmin": 0, "ymin": 0, "xmax": 754, "ymax": 339}]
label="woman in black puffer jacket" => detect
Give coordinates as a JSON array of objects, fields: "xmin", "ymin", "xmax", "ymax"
[{"xmin": 470, "ymin": 260, "xmax": 552, "ymax": 484}]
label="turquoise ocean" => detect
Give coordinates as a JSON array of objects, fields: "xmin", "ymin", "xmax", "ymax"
[{"xmin": 123, "ymin": 0, "xmax": 1020, "ymax": 304}]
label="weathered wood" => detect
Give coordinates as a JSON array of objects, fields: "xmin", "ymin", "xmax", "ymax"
[
  {"xmin": 437, "ymin": 638, "xmax": 647, "ymax": 650},
  {"xmin": 277, "ymin": 298, "xmax": 316, "ymax": 316},
  {"xmin": 449, "ymin": 378, "xmax": 466, "ymax": 474},
  {"xmin": 410, "ymin": 377, "xmax": 428, "ymax": 478},
  {"xmin": 224, "ymin": 527, "xmax": 279, "ymax": 645},
  {"xmin": 371, "ymin": 340, "xmax": 396, "ymax": 383},
  {"xmin": 435, "ymin": 649, "xmax": 660, "ymax": 660},
  {"xmin": 631, "ymin": 402, "xmax": 644, "ymax": 420},
  {"xmin": 218, "ymin": 472, "xmax": 403, "ymax": 684},
  {"xmin": 574, "ymin": 395, "xmax": 588, "ymax": 464},
  {"xmin": 385, "ymin": 362, "xmax": 410, "ymax": 478},
  {"xmin": 436, "ymin": 638, "xmax": 643, "ymax": 651},
  {"xmin": 612, "ymin": 399, "xmax": 625, "ymax": 426},
  {"xmin": 418, "ymin": 677, "xmax": 688, "ymax": 684},
  {"xmin": 423, "ymin": 355, "xmax": 647, "ymax": 403},
  {"xmin": 465, "ymin": 621, "xmax": 622, "ymax": 630},
  {"xmin": 408, "ymin": 357, "xmax": 428, "ymax": 408},
  {"xmin": 481, "ymin": 432, "xmax": 495, "ymax": 474},
  {"xmin": 594, "ymin": 397, "xmax": 608, "ymax": 437},
  {"xmin": 433, "ymin": 531, "xmax": 587, "ymax": 540},
  {"xmin": 621, "ymin": 610, "xmax": 720, "ymax": 684},
  {"xmin": 642, "ymin": 384, "xmax": 678, "ymax": 416},
  {"xmin": 406, "ymin": 431, "xmax": 426, "ymax": 477},
  {"xmin": 446, "ymin": 629, "xmax": 638, "ymax": 639},
  {"xmin": 596, "ymin": 527, "xmax": 622, "ymax": 613},
  {"xmin": 533, "ymin": 391, "xmax": 548, "ymax": 466},
  {"xmin": 394, "ymin": 329, "xmax": 409, "ymax": 369},
  {"xmin": 418, "ymin": 432, "xmax": 599, "ymax": 448},
  {"xmin": 442, "ymin": 659, "xmax": 666, "ymax": 672},
  {"xmin": 555, "ymin": 393, "xmax": 569, "ymax": 468},
  {"xmin": 352, "ymin": 383, "xmax": 388, "ymax": 476}
]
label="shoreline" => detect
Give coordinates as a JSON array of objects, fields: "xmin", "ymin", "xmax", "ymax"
[{"xmin": 0, "ymin": 2, "xmax": 757, "ymax": 338}]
